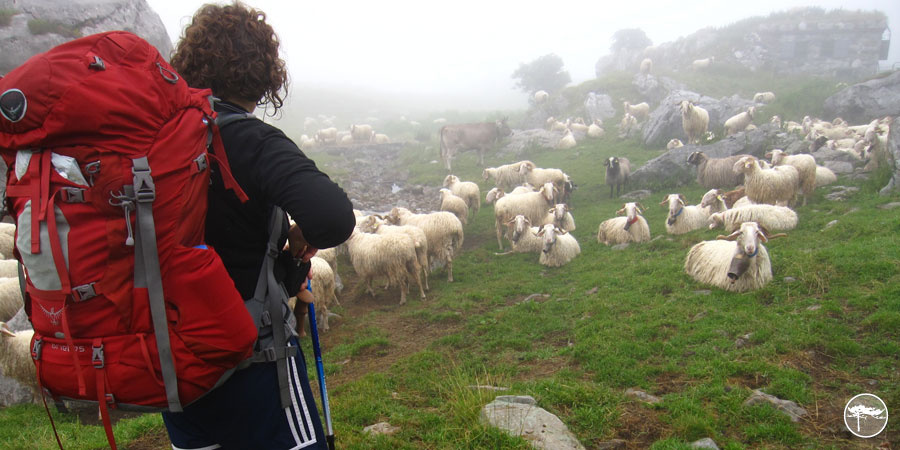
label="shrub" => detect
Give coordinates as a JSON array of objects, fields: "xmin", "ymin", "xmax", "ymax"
[
  {"xmin": 27, "ymin": 18, "xmax": 81, "ymax": 38},
  {"xmin": 0, "ymin": 8, "xmax": 18, "ymax": 27}
]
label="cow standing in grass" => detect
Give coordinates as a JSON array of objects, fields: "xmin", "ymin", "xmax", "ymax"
[{"xmin": 440, "ymin": 118, "xmax": 511, "ymax": 172}]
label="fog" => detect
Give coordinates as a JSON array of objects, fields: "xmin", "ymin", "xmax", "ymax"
[{"xmin": 149, "ymin": 0, "xmax": 899, "ymax": 119}]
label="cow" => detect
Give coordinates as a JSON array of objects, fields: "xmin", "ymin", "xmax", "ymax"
[{"xmin": 439, "ymin": 118, "xmax": 511, "ymax": 172}]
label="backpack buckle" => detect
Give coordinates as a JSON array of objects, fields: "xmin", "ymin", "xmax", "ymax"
[
  {"xmin": 263, "ymin": 347, "xmax": 277, "ymax": 362},
  {"xmin": 72, "ymin": 283, "xmax": 97, "ymax": 302},
  {"xmin": 91, "ymin": 343, "xmax": 105, "ymax": 369},
  {"xmin": 260, "ymin": 311, "xmax": 272, "ymax": 327},
  {"xmin": 31, "ymin": 338, "xmax": 42, "ymax": 360},
  {"xmin": 131, "ymin": 158, "xmax": 156, "ymax": 203},
  {"xmin": 60, "ymin": 187, "xmax": 86, "ymax": 203},
  {"xmin": 194, "ymin": 154, "xmax": 208, "ymax": 172}
]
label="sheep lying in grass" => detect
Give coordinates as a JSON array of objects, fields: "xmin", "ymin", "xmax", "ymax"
[
  {"xmin": 587, "ymin": 120, "xmax": 605, "ymax": 138},
  {"xmin": 557, "ymin": 130, "xmax": 577, "ymax": 149},
  {"xmin": 483, "ymin": 161, "xmax": 528, "ymax": 191},
  {"xmin": 667, "ymin": 139, "xmax": 684, "ymax": 150},
  {"xmin": 724, "ymin": 107, "xmax": 756, "ymax": 136},
  {"xmin": 708, "ymin": 204, "xmax": 798, "ymax": 233},
  {"xmin": 767, "ymin": 149, "xmax": 816, "ymax": 206},
  {"xmin": 492, "ymin": 183, "xmax": 556, "ymax": 250},
  {"xmin": 387, "ymin": 207, "xmax": 464, "ymax": 282},
  {"xmin": 345, "ymin": 228, "xmax": 425, "ymax": 305},
  {"xmin": 753, "ymin": 92, "xmax": 776, "ymax": 103},
  {"xmin": 698, "ymin": 189, "xmax": 728, "ymax": 215},
  {"xmin": 443, "ymin": 174, "xmax": 480, "ymax": 215},
  {"xmin": 687, "ymin": 151, "xmax": 747, "ymax": 189},
  {"xmin": 497, "ymin": 215, "xmax": 542, "ymax": 254},
  {"xmin": 623, "ymin": 101, "xmax": 650, "ymax": 122},
  {"xmin": 681, "ymin": 101, "xmax": 709, "ymax": 145},
  {"xmin": 518, "ymin": 161, "xmax": 568, "ymax": 196},
  {"xmin": 685, "ymin": 221, "xmax": 781, "ymax": 292},
  {"xmin": 661, "ymin": 193, "xmax": 710, "ymax": 235},
  {"xmin": 719, "ymin": 186, "xmax": 746, "ymax": 209},
  {"xmin": 618, "ymin": 113, "xmax": 639, "ymax": 138},
  {"xmin": 439, "ymin": 188, "xmax": 469, "ymax": 226},
  {"xmin": 0, "ymin": 277, "xmax": 24, "ymax": 322},
  {"xmin": 604, "ymin": 156, "xmax": 631, "ymax": 198},
  {"xmin": 0, "ymin": 322, "xmax": 37, "ymax": 399},
  {"xmin": 358, "ymin": 215, "xmax": 429, "ymax": 291},
  {"xmin": 597, "ymin": 202, "xmax": 650, "ymax": 245},
  {"xmin": 537, "ymin": 224, "xmax": 581, "ymax": 267},
  {"xmin": 815, "ymin": 165, "xmax": 837, "ymax": 187},
  {"xmin": 541, "ymin": 203, "xmax": 576, "ymax": 232},
  {"xmin": 733, "ymin": 156, "xmax": 799, "ymax": 206}
]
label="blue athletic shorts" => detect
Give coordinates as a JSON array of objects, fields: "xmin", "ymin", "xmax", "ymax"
[{"xmin": 162, "ymin": 338, "xmax": 327, "ymax": 450}]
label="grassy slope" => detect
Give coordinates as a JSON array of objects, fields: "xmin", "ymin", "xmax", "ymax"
[{"xmin": 2, "ymin": 78, "xmax": 898, "ymax": 449}]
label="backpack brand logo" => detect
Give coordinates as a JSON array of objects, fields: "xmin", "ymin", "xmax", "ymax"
[
  {"xmin": 39, "ymin": 303, "xmax": 64, "ymax": 326},
  {"xmin": 0, "ymin": 89, "xmax": 27, "ymax": 123},
  {"xmin": 844, "ymin": 393, "xmax": 888, "ymax": 438}
]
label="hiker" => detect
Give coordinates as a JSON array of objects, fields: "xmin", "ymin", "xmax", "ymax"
[{"xmin": 165, "ymin": 3, "xmax": 355, "ymax": 449}]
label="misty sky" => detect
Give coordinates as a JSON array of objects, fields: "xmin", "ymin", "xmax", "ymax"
[{"xmin": 149, "ymin": 0, "xmax": 899, "ymax": 112}]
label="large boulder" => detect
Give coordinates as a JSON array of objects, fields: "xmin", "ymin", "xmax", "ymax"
[
  {"xmin": 880, "ymin": 117, "xmax": 900, "ymax": 195},
  {"xmin": 0, "ymin": 0, "xmax": 172, "ymax": 75},
  {"xmin": 631, "ymin": 123, "xmax": 799, "ymax": 189},
  {"xmin": 823, "ymin": 71, "xmax": 900, "ymax": 124},
  {"xmin": 584, "ymin": 92, "xmax": 616, "ymax": 123},
  {"xmin": 642, "ymin": 90, "xmax": 755, "ymax": 148},
  {"xmin": 480, "ymin": 396, "xmax": 585, "ymax": 450},
  {"xmin": 632, "ymin": 73, "xmax": 685, "ymax": 104}
]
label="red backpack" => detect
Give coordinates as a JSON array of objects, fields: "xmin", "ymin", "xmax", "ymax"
[{"xmin": 0, "ymin": 32, "xmax": 259, "ymax": 447}]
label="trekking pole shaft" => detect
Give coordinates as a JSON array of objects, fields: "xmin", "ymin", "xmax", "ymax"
[{"xmin": 307, "ymin": 295, "xmax": 335, "ymax": 450}]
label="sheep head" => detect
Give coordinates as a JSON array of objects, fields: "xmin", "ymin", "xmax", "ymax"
[
  {"xmin": 623, "ymin": 202, "xmax": 643, "ymax": 230},
  {"xmin": 686, "ymin": 151, "xmax": 705, "ymax": 166},
  {"xmin": 539, "ymin": 182, "xmax": 556, "ymax": 202},
  {"xmin": 486, "ymin": 187, "xmax": 504, "ymax": 204},
  {"xmin": 536, "ymin": 224, "xmax": 560, "ymax": 254},
  {"xmin": 509, "ymin": 215, "xmax": 530, "ymax": 242},
  {"xmin": 443, "ymin": 174, "xmax": 458, "ymax": 187},
  {"xmin": 482, "ymin": 168, "xmax": 495, "ymax": 180},
  {"xmin": 662, "ymin": 194, "xmax": 687, "ymax": 225},
  {"xmin": 518, "ymin": 161, "xmax": 536, "ymax": 174}
]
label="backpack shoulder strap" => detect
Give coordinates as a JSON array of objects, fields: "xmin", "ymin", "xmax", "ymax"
[{"xmin": 215, "ymin": 109, "xmax": 257, "ymax": 128}]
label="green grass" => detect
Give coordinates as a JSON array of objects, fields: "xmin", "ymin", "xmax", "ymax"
[
  {"xmin": 27, "ymin": 19, "xmax": 81, "ymax": 38},
  {"xmin": 0, "ymin": 8, "xmax": 17, "ymax": 27}
]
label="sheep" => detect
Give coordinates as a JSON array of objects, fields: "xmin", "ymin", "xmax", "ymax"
[
  {"xmin": 770, "ymin": 115, "xmax": 783, "ymax": 129},
  {"xmin": 708, "ymin": 204, "xmax": 798, "ymax": 233},
  {"xmin": 604, "ymin": 156, "xmax": 631, "ymax": 198},
  {"xmin": 567, "ymin": 119, "xmax": 589, "ymax": 134},
  {"xmin": 596, "ymin": 202, "xmax": 650, "ymax": 246},
  {"xmin": 0, "ymin": 322, "xmax": 38, "ymax": 398},
  {"xmin": 719, "ymin": 186, "xmax": 747, "ymax": 209},
  {"xmin": 623, "ymin": 101, "xmax": 650, "ymax": 122},
  {"xmin": 302, "ymin": 256, "xmax": 340, "ymax": 332},
  {"xmin": 439, "ymin": 189, "xmax": 469, "ymax": 226},
  {"xmin": 546, "ymin": 117, "xmax": 568, "ymax": 132},
  {"xmin": 732, "ymin": 196, "xmax": 756, "ymax": 209},
  {"xmin": 483, "ymin": 161, "xmax": 528, "ymax": 191},
  {"xmin": 371, "ymin": 133, "xmax": 390, "ymax": 144},
  {"xmin": 443, "ymin": 174, "xmax": 481, "ymax": 215},
  {"xmin": 315, "ymin": 247, "xmax": 342, "ymax": 296},
  {"xmin": 815, "ymin": 165, "xmax": 837, "ymax": 187},
  {"xmin": 692, "ymin": 57, "xmax": 714, "ymax": 70},
  {"xmin": 349, "ymin": 124, "xmax": 375, "ymax": 142},
  {"xmin": 557, "ymin": 130, "xmax": 577, "ymax": 149},
  {"xmin": 618, "ymin": 113, "xmax": 638, "ymax": 138},
  {"xmin": 753, "ymin": 92, "xmax": 776, "ymax": 103},
  {"xmin": 498, "ymin": 215, "xmax": 542, "ymax": 254},
  {"xmin": 518, "ymin": 161, "xmax": 568, "ymax": 197},
  {"xmin": 315, "ymin": 127, "xmax": 338, "ymax": 144},
  {"xmin": 0, "ymin": 233, "xmax": 13, "ymax": 262},
  {"xmin": 339, "ymin": 134, "xmax": 354, "ymax": 145},
  {"xmin": 698, "ymin": 189, "xmax": 728, "ymax": 215},
  {"xmin": 485, "ymin": 187, "xmax": 504, "ymax": 205},
  {"xmin": 686, "ymin": 151, "xmax": 747, "ymax": 189},
  {"xmin": 536, "ymin": 224, "xmax": 581, "ymax": 267},
  {"xmin": 724, "ymin": 107, "xmax": 756, "ymax": 136},
  {"xmin": 492, "ymin": 182, "xmax": 556, "ymax": 250},
  {"xmin": 533, "ymin": 90, "xmax": 549, "ymax": 104},
  {"xmin": 639, "ymin": 58, "xmax": 652, "ymax": 75},
  {"xmin": 344, "ymin": 228, "xmax": 425, "ymax": 305},
  {"xmin": 666, "ymin": 138, "xmax": 684, "ymax": 150},
  {"xmin": 0, "ymin": 277, "xmax": 23, "ymax": 322},
  {"xmin": 386, "ymin": 207, "xmax": 464, "ymax": 282},
  {"xmin": 684, "ymin": 221, "xmax": 779, "ymax": 292},
  {"xmin": 0, "ymin": 260, "xmax": 20, "ymax": 279},
  {"xmin": 587, "ymin": 120, "xmax": 605, "ymax": 138},
  {"xmin": 767, "ymin": 149, "xmax": 816, "ymax": 206},
  {"xmin": 358, "ymin": 215, "xmax": 429, "ymax": 292},
  {"xmin": 732, "ymin": 156, "xmax": 800, "ymax": 206},
  {"xmin": 660, "ymin": 193, "xmax": 710, "ymax": 235},
  {"xmin": 681, "ymin": 101, "xmax": 709, "ymax": 145},
  {"xmin": 541, "ymin": 203, "xmax": 576, "ymax": 232}
]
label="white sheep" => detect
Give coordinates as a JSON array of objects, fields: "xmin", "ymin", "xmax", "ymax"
[
  {"xmin": 724, "ymin": 107, "xmax": 756, "ymax": 136},
  {"xmin": 344, "ymin": 228, "xmax": 425, "ymax": 305},
  {"xmin": 660, "ymin": 193, "xmax": 710, "ymax": 235},
  {"xmin": 546, "ymin": 117, "xmax": 568, "ymax": 132},
  {"xmin": 753, "ymin": 92, "xmax": 776, "ymax": 103},
  {"xmin": 618, "ymin": 113, "xmax": 638, "ymax": 138},
  {"xmin": 770, "ymin": 115, "xmax": 783, "ymax": 129},
  {"xmin": 307, "ymin": 256, "xmax": 339, "ymax": 331},
  {"xmin": 0, "ymin": 322, "xmax": 38, "ymax": 398},
  {"xmin": 358, "ymin": 215, "xmax": 430, "ymax": 292},
  {"xmin": 483, "ymin": 161, "xmax": 529, "ymax": 191},
  {"xmin": 499, "ymin": 215, "xmax": 543, "ymax": 254},
  {"xmin": 0, "ymin": 277, "xmax": 23, "ymax": 322},
  {"xmin": 371, "ymin": 133, "xmax": 391, "ymax": 144},
  {"xmin": 596, "ymin": 202, "xmax": 650, "ymax": 246},
  {"xmin": 387, "ymin": 208, "xmax": 464, "ymax": 283},
  {"xmin": 698, "ymin": 188, "xmax": 728, "ymax": 215},
  {"xmin": 0, "ymin": 233, "xmax": 13, "ymax": 262},
  {"xmin": 339, "ymin": 134, "xmax": 354, "ymax": 145},
  {"xmin": 708, "ymin": 204, "xmax": 798, "ymax": 233},
  {"xmin": 684, "ymin": 221, "xmax": 779, "ymax": 292},
  {"xmin": 557, "ymin": 130, "xmax": 576, "ymax": 149},
  {"xmin": 533, "ymin": 90, "xmax": 549, "ymax": 104},
  {"xmin": 587, "ymin": 121, "xmax": 605, "ymax": 138},
  {"xmin": 537, "ymin": 224, "xmax": 581, "ymax": 267},
  {"xmin": 687, "ymin": 151, "xmax": 747, "ymax": 189},
  {"xmin": 518, "ymin": 162, "xmax": 568, "ymax": 197},
  {"xmin": 681, "ymin": 101, "xmax": 709, "ymax": 145},
  {"xmin": 541, "ymin": 203, "xmax": 576, "ymax": 232},
  {"xmin": 349, "ymin": 124, "xmax": 375, "ymax": 142},
  {"xmin": 0, "ymin": 260, "xmax": 19, "ymax": 279},
  {"xmin": 492, "ymin": 182, "xmax": 556, "ymax": 250},
  {"xmin": 439, "ymin": 188, "xmax": 469, "ymax": 226},
  {"xmin": 639, "ymin": 58, "xmax": 652, "ymax": 75},
  {"xmin": 567, "ymin": 119, "xmax": 589, "ymax": 134},
  {"xmin": 767, "ymin": 149, "xmax": 816, "ymax": 206},
  {"xmin": 315, "ymin": 127, "xmax": 338, "ymax": 144},
  {"xmin": 733, "ymin": 156, "xmax": 799, "ymax": 206},
  {"xmin": 666, "ymin": 138, "xmax": 684, "ymax": 150},
  {"xmin": 315, "ymin": 247, "xmax": 342, "ymax": 296},
  {"xmin": 604, "ymin": 156, "xmax": 631, "ymax": 198},
  {"xmin": 815, "ymin": 165, "xmax": 837, "ymax": 187},
  {"xmin": 443, "ymin": 174, "xmax": 481, "ymax": 215},
  {"xmin": 623, "ymin": 101, "xmax": 650, "ymax": 122},
  {"xmin": 692, "ymin": 57, "xmax": 714, "ymax": 69}
]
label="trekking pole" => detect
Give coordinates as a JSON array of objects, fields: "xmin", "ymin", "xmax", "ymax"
[{"xmin": 306, "ymin": 282, "xmax": 335, "ymax": 450}]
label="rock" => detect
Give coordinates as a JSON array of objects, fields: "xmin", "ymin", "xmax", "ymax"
[
  {"xmin": 691, "ymin": 311, "xmax": 707, "ymax": 322},
  {"xmin": 880, "ymin": 117, "xmax": 900, "ymax": 195},
  {"xmin": 824, "ymin": 71, "xmax": 900, "ymax": 124},
  {"xmin": 625, "ymin": 388, "xmax": 662, "ymax": 404},
  {"xmin": 611, "ymin": 243, "xmax": 630, "ymax": 251},
  {"xmin": 585, "ymin": 287, "xmax": 599, "ymax": 295},
  {"xmin": 743, "ymin": 389, "xmax": 808, "ymax": 422},
  {"xmin": 632, "ymin": 74, "xmax": 685, "ymax": 104},
  {"xmin": 641, "ymin": 90, "xmax": 756, "ymax": 148},
  {"xmin": 821, "ymin": 161, "xmax": 856, "ymax": 175},
  {"xmin": 0, "ymin": 0, "xmax": 173, "ymax": 75},
  {"xmin": 735, "ymin": 333, "xmax": 753, "ymax": 348},
  {"xmin": 694, "ymin": 290, "xmax": 712, "ymax": 296},
  {"xmin": 620, "ymin": 189, "xmax": 652, "ymax": 200},
  {"xmin": 363, "ymin": 422, "xmax": 400, "ymax": 436},
  {"xmin": 807, "ymin": 305, "xmax": 822, "ymax": 311},
  {"xmin": 481, "ymin": 396, "xmax": 585, "ymax": 450},
  {"xmin": 495, "ymin": 395, "xmax": 536, "ymax": 405},
  {"xmin": 878, "ymin": 202, "xmax": 900, "ymax": 209},
  {"xmin": 822, "ymin": 219, "xmax": 839, "ymax": 230},
  {"xmin": 824, "ymin": 186, "xmax": 859, "ymax": 201},
  {"xmin": 584, "ymin": 92, "xmax": 616, "ymax": 122},
  {"xmin": 691, "ymin": 437, "xmax": 721, "ymax": 449},
  {"xmin": 501, "ymin": 129, "xmax": 566, "ymax": 155},
  {"xmin": 596, "ymin": 439, "xmax": 626, "ymax": 449},
  {"xmin": 783, "ymin": 277, "xmax": 797, "ymax": 283}
]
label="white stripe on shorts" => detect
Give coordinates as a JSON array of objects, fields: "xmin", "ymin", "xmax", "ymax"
[{"xmin": 284, "ymin": 345, "xmax": 318, "ymax": 449}]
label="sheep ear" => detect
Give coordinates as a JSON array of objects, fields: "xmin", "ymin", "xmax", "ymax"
[
  {"xmin": 678, "ymin": 194, "xmax": 687, "ymax": 204},
  {"xmin": 757, "ymin": 223, "xmax": 772, "ymax": 238},
  {"xmin": 717, "ymin": 231, "xmax": 741, "ymax": 241},
  {"xmin": 616, "ymin": 208, "xmax": 625, "ymax": 215},
  {"xmin": 557, "ymin": 228, "xmax": 568, "ymax": 235},
  {"xmin": 0, "ymin": 323, "xmax": 14, "ymax": 337},
  {"xmin": 659, "ymin": 195, "xmax": 669, "ymax": 206},
  {"xmin": 505, "ymin": 218, "xmax": 516, "ymax": 225},
  {"xmin": 548, "ymin": 207, "xmax": 556, "ymax": 214}
]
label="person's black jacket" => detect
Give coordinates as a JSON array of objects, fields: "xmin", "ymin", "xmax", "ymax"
[{"xmin": 206, "ymin": 102, "xmax": 355, "ymax": 299}]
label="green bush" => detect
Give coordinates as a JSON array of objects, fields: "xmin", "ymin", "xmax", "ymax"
[
  {"xmin": 0, "ymin": 8, "xmax": 18, "ymax": 27},
  {"xmin": 27, "ymin": 18, "xmax": 81, "ymax": 38}
]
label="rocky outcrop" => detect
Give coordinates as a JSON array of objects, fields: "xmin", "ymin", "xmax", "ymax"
[
  {"xmin": 480, "ymin": 396, "xmax": 585, "ymax": 450},
  {"xmin": 642, "ymin": 90, "xmax": 755, "ymax": 148},
  {"xmin": 584, "ymin": 92, "xmax": 616, "ymax": 123},
  {"xmin": 880, "ymin": 117, "xmax": 900, "ymax": 195},
  {"xmin": 0, "ymin": 0, "xmax": 172, "ymax": 75},
  {"xmin": 824, "ymin": 71, "xmax": 900, "ymax": 124},
  {"xmin": 632, "ymin": 74, "xmax": 685, "ymax": 104}
]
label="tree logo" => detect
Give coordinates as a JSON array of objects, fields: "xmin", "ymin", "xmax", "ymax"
[{"xmin": 844, "ymin": 393, "xmax": 888, "ymax": 438}]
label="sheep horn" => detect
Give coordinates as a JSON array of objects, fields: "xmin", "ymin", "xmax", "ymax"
[
  {"xmin": 0, "ymin": 323, "xmax": 14, "ymax": 337},
  {"xmin": 659, "ymin": 195, "xmax": 669, "ymax": 206},
  {"xmin": 616, "ymin": 208, "xmax": 625, "ymax": 215},
  {"xmin": 636, "ymin": 203, "xmax": 646, "ymax": 213},
  {"xmin": 716, "ymin": 230, "xmax": 741, "ymax": 241},
  {"xmin": 677, "ymin": 194, "xmax": 687, "ymax": 204}
]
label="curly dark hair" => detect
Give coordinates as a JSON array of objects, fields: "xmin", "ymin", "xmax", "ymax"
[{"xmin": 170, "ymin": 2, "xmax": 288, "ymax": 113}]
